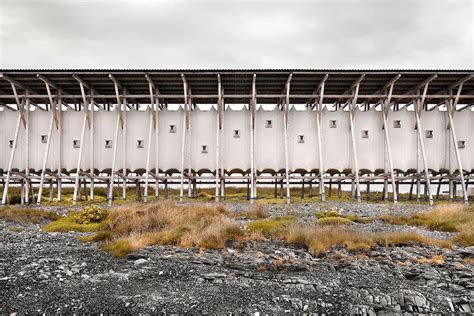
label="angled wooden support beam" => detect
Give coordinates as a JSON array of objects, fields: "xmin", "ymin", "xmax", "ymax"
[
  {"xmin": 1, "ymin": 111, "xmax": 22, "ymax": 205},
  {"xmin": 314, "ymin": 75, "xmax": 328, "ymax": 201},
  {"xmin": 215, "ymin": 74, "xmax": 223, "ymax": 202},
  {"xmin": 413, "ymin": 83, "xmax": 433, "ymax": 206},
  {"xmin": 434, "ymin": 74, "xmax": 474, "ymax": 96},
  {"xmin": 283, "ymin": 73, "xmax": 293, "ymax": 204},
  {"xmin": 107, "ymin": 74, "xmax": 128, "ymax": 204},
  {"xmin": 72, "ymin": 74, "xmax": 95, "ymax": 201},
  {"xmin": 333, "ymin": 74, "xmax": 365, "ymax": 108},
  {"xmin": 307, "ymin": 74, "xmax": 329, "ymax": 109},
  {"xmin": 445, "ymin": 84, "xmax": 469, "ymax": 204},
  {"xmin": 379, "ymin": 78, "xmax": 400, "ymax": 204},
  {"xmin": 250, "ymin": 74, "xmax": 257, "ymax": 203},
  {"xmin": 72, "ymin": 78, "xmax": 94, "ymax": 205},
  {"xmin": 347, "ymin": 76, "xmax": 365, "ymax": 203},
  {"xmin": 179, "ymin": 74, "xmax": 189, "ymax": 202},
  {"xmin": 144, "ymin": 74, "xmax": 161, "ymax": 202}
]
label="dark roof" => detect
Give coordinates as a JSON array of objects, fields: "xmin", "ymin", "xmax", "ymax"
[{"xmin": 1, "ymin": 69, "xmax": 473, "ymax": 104}]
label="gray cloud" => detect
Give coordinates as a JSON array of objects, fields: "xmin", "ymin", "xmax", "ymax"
[{"xmin": 0, "ymin": 0, "xmax": 472, "ymax": 69}]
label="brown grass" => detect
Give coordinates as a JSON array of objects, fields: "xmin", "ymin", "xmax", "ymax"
[
  {"xmin": 379, "ymin": 204, "xmax": 473, "ymax": 233},
  {"xmin": 242, "ymin": 205, "xmax": 270, "ymax": 220},
  {"xmin": 377, "ymin": 204, "xmax": 473, "ymax": 246},
  {"xmin": 413, "ymin": 255, "xmax": 445, "ymax": 265},
  {"xmin": 95, "ymin": 200, "xmax": 244, "ymax": 257},
  {"xmin": 285, "ymin": 224, "xmax": 452, "ymax": 255},
  {"xmin": 0, "ymin": 207, "xmax": 59, "ymax": 224}
]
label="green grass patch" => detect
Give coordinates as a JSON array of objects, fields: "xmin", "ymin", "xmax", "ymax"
[
  {"xmin": 42, "ymin": 216, "xmax": 101, "ymax": 233},
  {"xmin": 318, "ymin": 217, "xmax": 353, "ymax": 225},
  {"xmin": 315, "ymin": 210, "xmax": 340, "ymax": 218},
  {"xmin": 247, "ymin": 215, "xmax": 295, "ymax": 237},
  {"xmin": 10, "ymin": 226, "xmax": 25, "ymax": 233}
]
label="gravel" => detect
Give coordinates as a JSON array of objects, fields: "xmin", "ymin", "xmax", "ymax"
[{"xmin": 1, "ymin": 201, "xmax": 473, "ymax": 314}]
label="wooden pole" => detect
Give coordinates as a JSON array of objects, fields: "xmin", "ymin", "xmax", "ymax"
[
  {"xmin": 250, "ymin": 74, "xmax": 256, "ymax": 203},
  {"xmin": 348, "ymin": 83, "xmax": 362, "ymax": 203},
  {"xmin": 1, "ymin": 113, "xmax": 22, "ymax": 205},
  {"xmin": 413, "ymin": 90, "xmax": 433, "ymax": 206},
  {"xmin": 179, "ymin": 75, "xmax": 188, "ymax": 202},
  {"xmin": 283, "ymin": 74, "xmax": 292, "ymax": 204},
  {"xmin": 446, "ymin": 87, "xmax": 468, "ymax": 204}
]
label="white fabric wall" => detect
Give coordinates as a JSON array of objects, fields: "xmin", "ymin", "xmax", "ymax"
[
  {"xmin": 223, "ymin": 108, "xmax": 251, "ymax": 171},
  {"xmin": 387, "ymin": 108, "xmax": 417, "ymax": 171},
  {"xmin": 288, "ymin": 108, "xmax": 318, "ymax": 172},
  {"xmin": 422, "ymin": 108, "xmax": 448, "ymax": 171},
  {"xmin": 1, "ymin": 106, "xmax": 473, "ymax": 174},
  {"xmin": 354, "ymin": 109, "xmax": 385, "ymax": 171},
  {"xmin": 158, "ymin": 107, "xmax": 184, "ymax": 171},
  {"xmin": 191, "ymin": 108, "xmax": 217, "ymax": 171},
  {"xmin": 255, "ymin": 108, "xmax": 284, "ymax": 171},
  {"xmin": 321, "ymin": 109, "xmax": 351, "ymax": 171}
]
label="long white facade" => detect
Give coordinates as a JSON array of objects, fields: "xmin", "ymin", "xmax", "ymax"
[{"xmin": 0, "ymin": 70, "xmax": 473, "ymax": 205}]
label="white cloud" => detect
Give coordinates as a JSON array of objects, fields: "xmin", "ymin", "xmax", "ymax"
[{"xmin": 0, "ymin": 0, "xmax": 472, "ymax": 69}]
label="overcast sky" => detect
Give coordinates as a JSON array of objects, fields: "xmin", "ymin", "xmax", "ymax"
[{"xmin": 0, "ymin": 0, "xmax": 472, "ymax": 69}]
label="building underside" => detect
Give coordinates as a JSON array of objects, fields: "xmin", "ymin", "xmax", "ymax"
[{"xmin": 0, "ymin": 69, "xmax": 473, "ymax": 205}]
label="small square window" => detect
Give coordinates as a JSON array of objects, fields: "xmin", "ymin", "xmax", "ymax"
[
  {"xmin": 297, "ymin": 135, "xmax": 305, "ymax": 143},
  {"xmin": 105, "ymin": 140, "xmax": 112, "ymax": 148},
  {"xmin": 330, "ymin": 120, "xmax": 337, "ymax": 128},
  {"xmin": 8, "ymin": 140, "xmax": 14, "ymax": 148},
  {"xmin": 362, "ymin": 130, "xmax": 369, "ymax": 138},
  {"xmin": 41, "ymin": 135, "xmax": 47, "ymax": 143},
  {"xmin": 73, "ymin": 140, "xmax": 80, "ymax": 148},
  {"xmin": 393, "ymin": 120, "xmax": 401, "ymax": 128},
  {"xmin": 233, "ymin": 130, "xmax": 240, "ymax": 138},
  {"xmin": 169, "ymin": 125, "xmax": 176, "ymax": 133},
  {"xmin": 265, "ymin": 120, "xmax": 272, "ymax": 128},
  {"xmin": 458, "ymin": 140, "xmax": 466, "ymax": 149},
  {"xmin": 201, "ymin": 145, "xmax": 208, "ymax": 153},
  {"xmin": 137, "ymin": 140, "xmax": 144, "ymax": 148},
  {"xmin": 425, "ymin": 130, "xmax": 433, "ymax": 138}
]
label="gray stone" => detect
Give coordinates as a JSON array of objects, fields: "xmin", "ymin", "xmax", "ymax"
[{"xmin": 134, "ymin": 258, "xmax": 148, "ymax": 266}]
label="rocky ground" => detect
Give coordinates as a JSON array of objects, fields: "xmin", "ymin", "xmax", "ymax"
[{"xmin": 1, "ymin": 202, "xmax": 473, "ymax": 314}]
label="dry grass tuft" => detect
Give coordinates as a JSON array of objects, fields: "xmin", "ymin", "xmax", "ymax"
[
  {"xmin": 464, "ymin": 258, "xmax": 474, "ymax": 265},
  {"xmin": 93, "ymin": 200, "xmax": 244, "ymax": 257},
  {"xmin": 285, "ymin": 224, "xmax": 452, "ymax": 255},
  {"xmin": 242, "ymin": 205, "xmax": 270, "ymax": 220},
  {"xmin": 379, "ymin": 204, "xmax": 473, "ymax": 233},
  {"xmin": 0, "ymin": 207, "xmax": 59, "ymax": 224},
  {"xmin": 101, "ymin": 239, "xmax": 136, "ymax": 258},
  {"xmin": 377, "ymin": 204, "xmax": 473, "ymax": 246},
  {"xmin": 413, "ymin": 255, "xmax": 445, "ymax": 265}
]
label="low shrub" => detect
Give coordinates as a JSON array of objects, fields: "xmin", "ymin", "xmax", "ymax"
[{"xmin": 73, "ymin": 205, "xmax": 107, "ymax": 225}]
